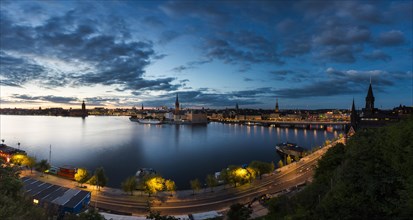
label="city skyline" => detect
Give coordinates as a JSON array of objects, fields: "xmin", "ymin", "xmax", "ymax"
[{"xmin": 1, "ymin": 0, "xmax": 412, "ymax": 109}]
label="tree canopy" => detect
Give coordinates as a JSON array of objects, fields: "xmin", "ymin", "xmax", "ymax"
[
  {"xmin": 121, "ymin": 176, "xmax": 137, "ymax": 195},
  {"xmin": 264, "ymin": 117, "xmax": 413, "ymax": 219}
]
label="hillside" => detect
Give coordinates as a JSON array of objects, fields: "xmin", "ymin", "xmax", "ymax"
[{"xmin": 261, "ymin": 116, "xmax": 413, "ymax": 219}]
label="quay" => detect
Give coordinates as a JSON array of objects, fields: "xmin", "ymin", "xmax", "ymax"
[{"xmin": 210, "ymin": 119, "xmax": 349, "ymax": 130}]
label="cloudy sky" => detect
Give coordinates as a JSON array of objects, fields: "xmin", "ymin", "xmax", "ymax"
[{"xmin": 0, "ymin": 0, "xmax": 412, "ymax": 109}]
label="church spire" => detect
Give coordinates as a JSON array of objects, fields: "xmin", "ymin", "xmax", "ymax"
[
  {"xmin": 175, "ymin": 93, "xmax": 180, "ymax": 115},
  {"xmin": 365, "ymin": 81, "xmax": 375, "ymax": 115},
  {"xmin": 275, "ymin": 98, "xmax": 279, "ymax": 113},
  {"xmin": 351, "ymin": 98, "xmax": 358, "ymax": 129}
]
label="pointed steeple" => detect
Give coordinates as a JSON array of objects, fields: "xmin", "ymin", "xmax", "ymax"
[
  {"xmin": 351, "ymin": 98, "xmax": 358, "ymax": 129},
  {"xmin": 175, "ymin": 93, "xmax": 180, "ymax": 115},
  {"xmin": 365, "ymin": 81, "xmax": 375, "ymax": 115},
  {"xmin": 275, "ymin": 98, "xmax": 279, "ymax": 113}
]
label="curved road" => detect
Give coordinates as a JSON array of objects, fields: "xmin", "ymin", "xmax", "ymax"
[{"xmin": 22, "ymin": 138, "xmax": 343, "ymax": 216}]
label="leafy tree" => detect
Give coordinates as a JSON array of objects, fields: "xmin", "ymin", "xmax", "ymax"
[
  {"xmin": 88, "ymin": 167, "xmax": 108, "ymax": 191},
  {"xmin": 165, "ymin": 179, "xmax": 176, "ymax": 196},
  {"xmin": 143, "ymin": 175, "xmax": 165, "ymax": 197},
  {"xmin": 227, "ymin": 203, "xmax": 252, "ymax": 220},
  {"xmin": 36, "ymin": 159, "xmax": 50, "ymax": 176},
  {"xmin": 219, "ymin": 168, "xmax": 231, "ymax": 188},
  {"xmin": 74, "ymin": 168, "xmax": 89, "ymax": 187},
  {"xmin": 25, "ymin": 156, "xmax": 36, "ymax": 173},
  {"xmin": 10, "ymin": 153, "xmax": 26, "ymax": 165},
  {"xmin": 264, "ymin": 117, "xmax": 413, "ymax": 219},
  {"xmin": 278, "ymin": 160, "xmax": 284, "ymax": 168},
  {"xmin": 205, "ymin": 174, "xmax": 217, "ymax": 192},
  {"xmin": 64, "ymin": 208, "xmax": 106, "ymax": 220},
  {"xmin": 0, "ymin": 158, "xmax": 47, "ymax": 219},
  {"xmin": 190, "ymin": 179, "xmax": 201, "ymax": 195},
  {"xmin": 122, "ymin": 176, "xmax": 137, "ymax": 195},
  {"xmin": 249, "ymin": 160, "xmax": 274, "ymax": 179},
  {"xmin": 146, "ymin": 210, "xmax": 178, "ymax": 220},
  {"xmin": 286, "ymin": 155, "xmax": 292, "ymax": 165}
]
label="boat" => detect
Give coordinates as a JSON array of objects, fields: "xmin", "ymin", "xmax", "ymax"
[
  {"xmin": 129, "ymin": 116, "xmax": 139, "ymax": 122},
  {"xmin": 135, "ymin": 168, "xmax": 157, "ymax": 182},
  {"xmin": 137, "ymin": 118, "xmax": 163, "ymax": 124},
  {"xmin": 276, "ymin": 142, "xmax": 305, "ymax": 158}
]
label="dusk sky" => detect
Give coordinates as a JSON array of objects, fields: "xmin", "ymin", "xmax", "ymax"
[{"xmin": 0, "ymin": 0, "xmax": 412, "ymax": 109}]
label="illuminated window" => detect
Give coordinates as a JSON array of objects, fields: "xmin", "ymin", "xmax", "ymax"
[{"xmin": 33, "ymin": 199, "xmax": 39, "ymax": 204}]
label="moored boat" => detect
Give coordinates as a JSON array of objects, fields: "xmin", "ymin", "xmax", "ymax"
[
  {"xmin": 137, "ymin": 118, "xmax": 163, "ymax": 124},
  {"xmin": 276, "ymin": 142, "xmax": 305, "ymax": 158}
]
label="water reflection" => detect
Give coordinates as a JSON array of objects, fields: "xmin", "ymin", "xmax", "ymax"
[{"xmin": 0, "ymin": 116, "xmax": 340, "ymax": 189}]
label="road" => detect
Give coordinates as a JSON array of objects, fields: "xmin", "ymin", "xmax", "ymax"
[{"xmin": 21, "ymin": 138, "xmax": 343, "ymax": 216}]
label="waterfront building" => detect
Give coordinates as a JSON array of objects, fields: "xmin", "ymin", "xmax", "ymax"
[
  {"xmin": 186, "ymin": 110, "xmax": 208, "ymax": 124},
  {"xmin": 174, "ymin": 93, "xmax": 181, "ymax": 121},
  {"xmin": 22, "ymin": 177, "xmax": 90, "ymax": 215},
  {"xmin": 0, "ymin": 144, "xmax": 26, "ymax": 162},
  {"xmin": 69, "ymin": 101, "xmax": 88, "ymax": 117}
]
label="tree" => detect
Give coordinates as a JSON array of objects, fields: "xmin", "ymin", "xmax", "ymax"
[
  {"xmin": 227, "ymin": 203, "xmax": 252, "ymax": 220},
  {"xmin": 190, "ymin": 179, "xmax": 201, "ymax": 195},
  {"xmin": 88, "ymin": 167, "xmax": 108, "ymax": 191},
  {"xmin": 205, "ymin": 174, "xmax": 217, "ymax": 192},
  {"xmin": 220, "ymin": 168, "xmax": 231, "ymax": 188},
  {"xmin": 0, "ymin": 158, "xmax": 47, "ymax": 219},
  {"xmin": 165, "ymin": 179, "xmax": 176, "ymax": 196},
  {"xmin": 294, "ymin": 155, "xmax": 300, "ymax": 162},
  {"xmin": 74, "ymin": 168, "xmax": 89, "ymax": 187},
  {"xmin": 278, "ymin": 160, "xmax": 284, "ymax": 168},
  {"xmin": 121, "ymin": 176, "xmax": 137, "ymax": 195},
  {"xmin": 143, "ymin": 175, "xmax": 165, "ymax": 197},
  {"xmin": 25, "ymin": 156, "xmax": 36, "ymax": 174},
  {"xmin": 36, "ymin": 159, "xmax": 50, "ymax": 177},
  {"xmin": 249, "ymin": 160, "xmax": 275, "ymax": 179},
  {"xmin": 286, "ymin": 155, "xmax": 292, "ymax": 165},
  {"xmin": 10, "ymin": 154, "xmax": 26, "ymax": 165}
]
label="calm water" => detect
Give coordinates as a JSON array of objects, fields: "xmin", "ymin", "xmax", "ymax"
[{"xmin": 0, "ymin": 115, "xmax": 339, "ymax": 189}]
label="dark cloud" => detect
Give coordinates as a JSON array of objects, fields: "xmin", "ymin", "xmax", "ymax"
[
  {"xmin": 244, "ymin": 78, "xmax": 253, "ymax": 82},
  {"xmin": 0, "ymin": 10, "xmax": 180, "ymax": 94},
  {"xmin": 281, "ymin": 39, "xmax": 311, "ymax": 57},
  {"xmin": 203, "ymin": 31, "xmax": 284, "ymax": 65},
  {"xmin": 172, "ymin": 59, "xmax": 211, "ymax": 73},
  {"xmin": 84, "ymin": 97, "xmax": 120, "ymax": 106},
  {"xmin": 376, "ymin": 30, "xmax": 405, "ymax": 46},
  {"xmin": 11, "ymin": 94, "xmax": 78, "ymax": 103},
  {"xmin": 158, "ymin": 30, "xmax": 181, "ymax": 45},
  {"xmin": 160, "ymin": 1, "xmax": 229, "ymax": 24},
  {"xmin": 363, "ymin": 50, "xmax": 392, "ymax": 62},
  {"xmin": 318, "ymin": 45, "xmax": 362, "ymax": 63},
  {"xmin": 270, "ymin": 70, "xmax": 294, "ymax": 76},
  {"xmin": 171, "ymin": 65, "xmax": 192, "ymax": 73},
  {"xmin": 142, "ymin": 16, "xmax": 165, "ymax": 27},
  {"xmin": 0, "ymin": 51, "xmax": 46, "ymax": 87},
  {"xmin": 275, "ymin": 68, "xmax": 394, "ymax": 98},
  {"xmin": 314, "ymin": 26, "xmax": 371, "ymax": 46}
]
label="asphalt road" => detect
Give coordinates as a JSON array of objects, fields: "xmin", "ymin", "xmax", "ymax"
[{"xmin": 21, "ymin": 138, "xmax": 342, "ymax": 216}]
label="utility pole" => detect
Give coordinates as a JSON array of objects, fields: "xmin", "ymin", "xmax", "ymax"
[{"xmin": 49, "ymin": 145, "xmax": 51, "ymax": 165}]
